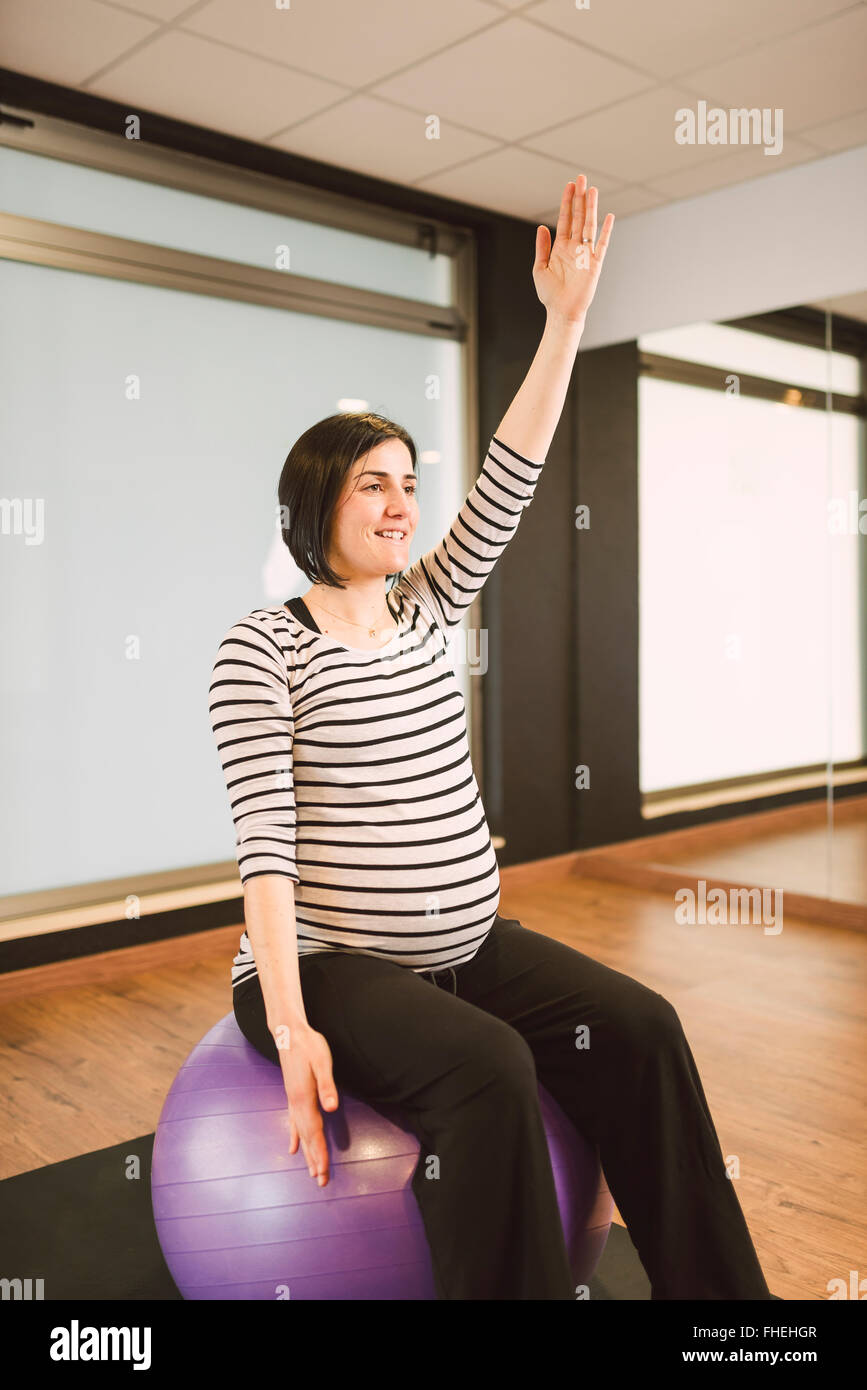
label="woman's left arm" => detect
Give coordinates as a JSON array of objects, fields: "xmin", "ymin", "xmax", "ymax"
[{"xmin": 495, "ymin": 175, "xmax": 615, "ymax": 464}]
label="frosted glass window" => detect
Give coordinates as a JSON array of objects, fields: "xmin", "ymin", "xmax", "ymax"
[
  {"xmin": 0, "ymin": 146, "xmax": 452, "ymax": 305},
  {"xmin": 638, "ymin": 377, "xmax": 863, "ymax": 794},
  {"xmin": 0, "ymin": 258, "xmax": 466, "ymax": 896},
  {"xmin": 639, "ymin": 321, "xmax": 859, "ymax": 395}
]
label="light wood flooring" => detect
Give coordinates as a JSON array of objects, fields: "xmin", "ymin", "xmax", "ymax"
[{"xmin": 2, "ymin": 835, "xmax": 865, "ymax": 1302}]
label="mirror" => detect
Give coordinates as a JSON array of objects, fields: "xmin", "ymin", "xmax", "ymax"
[
  {"xmin": 635, "ymin": 299, "xmax": 866, "ymax": 934},
  {"xmin": 822, "ymin": 299, "xmax": 867, "ymax": 918}
]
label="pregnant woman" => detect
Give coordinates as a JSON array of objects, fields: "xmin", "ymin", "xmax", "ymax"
[{"xmin": 209, "ymin": 177, "xmax": 775, "ymax": 1301}]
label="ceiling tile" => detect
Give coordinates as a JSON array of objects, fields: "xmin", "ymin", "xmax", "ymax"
[
  {"xmin": 98, "ymin": 0, "xmax": 194, "ymax": 18},
  {"xmin": 679, "ymin": 6, "xmax": 867, "ymax": 133},
  {"xmin": 87, "ymin": 30, "xmax": 348, "ymax": 141},
  {"xmin": 0, "ymin": 0, "xmax": 156, "ymax": 85},
  {"xmin": 810, "ymin": 290, "xmax": 867, "ymax": 324},
  {"xmin": 270, "ymin": 95, "xmax": 499, "ymax": 184},
  {"xmin": 370, "ymin": 16, "xmax": 654, "ymax": 141},
  {"xmin": 799, "ymin": 110, "xmax": 867, "ymax": 153},
  {"xmin": 521, "ymin": 85, "xmax": 746, "ymax": 183},
  {"xmin": 593, "ymin": 184, "xmax": 666, "ymax": 220},
  {"xmin": 414, "ymin": 145, "xmax": 623, "ymax": 219},
  {"xmin": 182, "ymin": 0, "xmax": 499, "ymax": 88},
  {"xmin": 528, "ymin": 0, "xmax": 857, "ymax": 82},
  {"xmin": 646, "ymin": 135, "xmax": 824, "ymax": 200}
]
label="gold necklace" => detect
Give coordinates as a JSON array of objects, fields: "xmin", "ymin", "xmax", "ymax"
[{"xmin": 307, "ymin": 593, "xmax": 395, "ymax": 640}]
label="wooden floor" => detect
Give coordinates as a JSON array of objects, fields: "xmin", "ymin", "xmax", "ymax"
[
  {"xmin": 2, "ymin": 849, "xmax": 865, "ymax": 1301},
  {"xmin": 570, "ymin": 795, "xmax": 867, "ymax": 935},
  {"xmin": 635, "ymin": 795, "xmax": 867, "ymax": 907}
]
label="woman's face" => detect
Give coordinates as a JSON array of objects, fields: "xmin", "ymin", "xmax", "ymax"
[{"xmin": 326, "ymin": 438, "xmax": 419, "ymax": 580}]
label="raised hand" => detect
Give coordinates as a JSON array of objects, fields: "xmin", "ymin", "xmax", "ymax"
[{"xmin": 532, "ymin": 176, "xmax": 615, "ymax": 326}]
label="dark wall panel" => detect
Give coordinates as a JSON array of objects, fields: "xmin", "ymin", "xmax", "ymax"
[{"xmin": 574, "ymin": 341, "xmax": 644, "ymax": 848}]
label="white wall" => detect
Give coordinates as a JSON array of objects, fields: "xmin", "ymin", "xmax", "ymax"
[{"xmin": 581, "ymin": 144, "xmax": 867, "ymax": 347}]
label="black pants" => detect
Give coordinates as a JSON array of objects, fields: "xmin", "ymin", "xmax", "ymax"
[{"xmin": 233, "ymin": 913, "xmax": 773, "ymax": 1301}]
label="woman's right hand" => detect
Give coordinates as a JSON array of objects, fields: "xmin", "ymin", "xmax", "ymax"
[{"xmin": 273, "ymin": 1019, "xmax": 339, "ymax": 1186}]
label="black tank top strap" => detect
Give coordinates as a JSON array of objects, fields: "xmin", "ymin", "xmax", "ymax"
[{"xmin": 285, "ymin": 595, "xmax": 322, "ymax": 633}]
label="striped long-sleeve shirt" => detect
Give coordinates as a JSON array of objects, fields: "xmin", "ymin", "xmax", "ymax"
[{"xmin": 208, "ymin": 433, "xmax": 545, "ymax": 990}]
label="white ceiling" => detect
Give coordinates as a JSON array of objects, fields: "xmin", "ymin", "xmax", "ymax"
[{"xmin": 2, "ymin": 0, "xmax": 866, "ymax": 230}]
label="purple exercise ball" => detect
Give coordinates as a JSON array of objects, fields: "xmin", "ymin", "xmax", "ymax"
[{"xmin": 152, "ymin": 1012, "xmax": 613, "ymax": 1299}]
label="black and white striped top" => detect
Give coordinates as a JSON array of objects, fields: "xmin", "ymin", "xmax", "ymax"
[{"xmin": 209, "ymin": 433, "xmax": 544, "ymax": 990}]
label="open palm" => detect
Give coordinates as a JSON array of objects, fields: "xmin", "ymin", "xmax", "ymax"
[{"xmin": 533, "ymin": 176, "xmax": 615, "ymax": 325}]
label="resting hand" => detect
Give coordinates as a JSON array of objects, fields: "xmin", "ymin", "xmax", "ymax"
[{"xmin": 275, "ymin": 1019, "xmax": 339, "ymax": 1186}]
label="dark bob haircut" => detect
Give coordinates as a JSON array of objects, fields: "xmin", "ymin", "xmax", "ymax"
[{"xmin": 278, "ymin": 411, "xmax": 418, "ymax": 590}]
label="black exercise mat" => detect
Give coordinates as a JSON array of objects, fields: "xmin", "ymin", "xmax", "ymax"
[
  {"xmin": 1, "ymin": 1134, "xmax": 180, "ymax": 1301},
  {"xmin": 0, "ymin": 1134, "xmax": 650, "ymax": 1300}
]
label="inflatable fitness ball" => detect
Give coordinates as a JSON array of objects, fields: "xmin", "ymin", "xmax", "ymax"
[{"xmin": 151, "ymin": 1013, "xmax": 614, "ymax": 1299}]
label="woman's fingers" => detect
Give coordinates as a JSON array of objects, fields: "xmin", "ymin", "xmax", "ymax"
[
  {"xmin": 534, "ymin": 222, "xmax": 552, "ymax": 272},
  {"xmin": 594, "ymin": 211, "xmax": 615, "ymax": 264},
  {"xmin": 292, "ymin": 1091, "xmax": 331, "ymax": 1185},
  {"xmin": 307, "ymin": 1130, "xmax": 330, "ymax": 1185},
  {"xmin": 582, "ymin": 184, "xmax": 598, "ymax": 248},
  {"xmin": 308, "ymin": 1030, "xmax": 339, "ymax": 1112},
  {"xmin": 311, "ymin": 1062, "xmax": 339, "ymax": 1113},
  {"xmin": 296, "ymin": 1126, "xmax": 318, "ymax": 1179},
  {"xmin": 570, "ymin": 175, "xmax": 587, "ymax": 241},
  {"xmin": 297, "ymin": 1123, "xmax": 328, "ymax": 1185},
  {"xmin": 556, "ymin": 176, "xmax": 607, "ymax": 251},
  {"xmin": 555, "ymin": 180, "xmax": 576, "ymax": 245},
  {"xmin": 288, "ymin": 1095, "xmax": 317, "ymax": 1175}
]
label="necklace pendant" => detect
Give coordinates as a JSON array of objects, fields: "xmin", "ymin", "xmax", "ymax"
[{"xmin": 369, "ymin": 628, "xmax": 377, "ymax": 638}]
